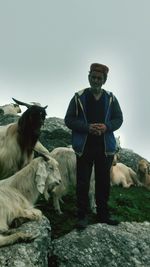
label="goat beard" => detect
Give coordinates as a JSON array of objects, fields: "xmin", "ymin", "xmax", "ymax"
[
  {"xmin": 17, "ymin": 112, "xmax": 44, "ymax": 154},
  {"xmin": 17, "ymin": 128, "xmax": 41, "ymax": 154}
]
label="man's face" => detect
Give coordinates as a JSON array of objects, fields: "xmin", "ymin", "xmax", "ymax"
[{"xmin": 88, "ymin": 71, "xmax": 105, "ymax": 94}]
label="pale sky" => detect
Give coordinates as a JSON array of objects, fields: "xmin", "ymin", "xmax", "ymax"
[{"xmin": 0, "ymin": 0, "xmax": 150, "ymax": 160}]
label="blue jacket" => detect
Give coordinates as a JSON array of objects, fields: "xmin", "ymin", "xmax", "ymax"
[{"xmin": 64, "ymin": 88, "xmax": 123, "ymax": 156}]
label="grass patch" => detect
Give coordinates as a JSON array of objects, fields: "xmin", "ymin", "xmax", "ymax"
[
  {"xmin": 109, "ymin": 186, "xmax": 150, "ymax": 222},
  {"xmin": 38, "ymin": 186, "xmax": 150, "ymax": 239}
]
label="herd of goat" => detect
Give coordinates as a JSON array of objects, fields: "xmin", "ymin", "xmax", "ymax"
[{"xmin": 0, "ymin": 99, "xmax": 149, "ymax": 247}]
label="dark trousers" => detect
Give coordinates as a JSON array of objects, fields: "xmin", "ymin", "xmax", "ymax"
[{"xmin": 76, "ymin": 143, "xmax": 114, "ymax": 219}]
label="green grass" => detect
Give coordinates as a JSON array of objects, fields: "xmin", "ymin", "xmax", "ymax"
[
  {"xmin": 39, "ymin": 186, "xmax": 150, "ymax": 239},
  {"xmin": 109, "ymin": 186, "xmax": 150, "ymax": 222}
]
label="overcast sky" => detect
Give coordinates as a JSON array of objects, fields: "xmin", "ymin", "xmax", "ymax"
[{"xmin": 0, "ymin": 0, "xmax": 150, "ymax": 160}]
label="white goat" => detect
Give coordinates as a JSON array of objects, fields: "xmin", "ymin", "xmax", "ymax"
[
  {"xmin": 0, "ymin": 103, "xmax": 21, "ymax": 115},
  {"xmin": 110, "ymin": 162, "xmax": 138, "ymax": 188},
  {"xmin": 50, "ymin": 147, "xmax": 95, "ymax": 214},
  {"xmin": 0, "ymin": 156, "xmax": 61, "ymax": 247},
  {"xmin": 110, "ymin": 153, "xmax": 141, "ymax": 188}
]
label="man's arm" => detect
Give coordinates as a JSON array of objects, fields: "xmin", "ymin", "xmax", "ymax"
[
  {"xmin": 105, "ymin": 96, "xmax": 123, "ymax": 132},
  {"xmin": 64, "ymin": 96, "xmax": 89, "ymax": 133}
]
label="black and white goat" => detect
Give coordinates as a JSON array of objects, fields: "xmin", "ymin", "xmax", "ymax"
[{"xmin": 0, "ymin": 98, "xmax": 49, "ymax": 180}]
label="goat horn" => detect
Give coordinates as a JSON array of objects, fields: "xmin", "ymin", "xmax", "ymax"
[
  {"xmin": 12, "ymin": 98, "xmax": 48, "ymax": 109},
  {"xmin": 12, "ymin": 98, "xmax": 32, "ymax": 108},
  {"xmin": 43, "ymin": 105, "xmax": 48, "ymax": 109}
]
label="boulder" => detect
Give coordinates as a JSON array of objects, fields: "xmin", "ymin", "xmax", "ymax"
[
  {"xmin": 39, "ymin": 129, "xmax": 71, "ymax": 152},
  {"xmin": 0, "ymin": 114, "xmax": 19, "ymax": 125},
  {"xmin": 52, "ymin": 221, "xmax": 150, "ymax": 267},
  {"xmin": 42, "ymin": 117, "xmax": 70, "ymax": 133},
  {"xmin": 0, "ymin": 216, "xmax": 51, "ymax": 267},
  {"xmin": 118, "ymin": 148, "xmax": 146, "ymax": 172}
]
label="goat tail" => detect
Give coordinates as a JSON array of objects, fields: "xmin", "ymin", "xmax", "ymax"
[{"xmin": 0, "ymin": 231, "xmax": 39, "ymax": 247}]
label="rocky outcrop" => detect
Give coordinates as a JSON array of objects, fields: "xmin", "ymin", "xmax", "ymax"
[
  {"xmin": 118, "ymin": 148, "xmax": 145, "ymax": 172},
  {"xmin": 42, "ymin": 117, "xmax": 70, "ymax": 133},
  {"xmin": 0, "ymin": 216, "xmax": 51, "ymax": 267},
  {"xmin": 39, "ymin": 129, "xmax": 71, "ymax": 152},
  {"xmin": 52, "ymin": 222, "xmax": 150, "ymax": 267},
  {"xmin": 39, "ymin": 117, "xmax": 72, "ymax": 151},
  {"xmin": 0, "ymin": 114, "xmax": 19, "ymax": 125}
]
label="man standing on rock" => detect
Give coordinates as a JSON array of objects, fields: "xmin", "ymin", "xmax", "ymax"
[{"xmin": 64, "ymin": 63, "xmax": 123, "ymax": 229}]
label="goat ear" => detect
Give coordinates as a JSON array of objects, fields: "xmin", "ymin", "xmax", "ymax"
[{"xmin": 36, "ymin": 162, "xmax": 47, "ymax": 194}]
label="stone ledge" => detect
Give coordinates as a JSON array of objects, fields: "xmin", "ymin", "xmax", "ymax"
[
  {"xmin": 0, "ymin": 216, "xmax": 51, "ymax": 267},
  {"xmin": 52, "ymin": 221, "xmax": 150, "ymax": 267}
]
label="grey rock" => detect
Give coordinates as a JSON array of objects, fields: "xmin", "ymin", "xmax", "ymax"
[
  {"xmin": 39, "ymin": 128, "xmax": 71, "ymax": 152},
  {"xmin": 0, "ymin": 114, "xmax": 19, "ymax": 125},
  {"xmin": 42, "ymin": 117, "xmax": 70, "ymax": 133},
  {"xmin": 0, "ymin": 216, "xmax": 51, "ymax": 267},
  {"xmin": 40, "ymin": 117, "xmax": 71, "ymax": 151},
  {"xmin": 52, "ymin": 222, "xmax": 150, "ymax": 267},
  {"xmin": 118, "ymin": 148, "xmax": 149, "ymax": 172}
]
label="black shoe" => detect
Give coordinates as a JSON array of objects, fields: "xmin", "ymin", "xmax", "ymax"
[
  {"xmin": 76, "ymin": 217, "xmax": 88, "ymax": 230},
  {"xmin": 97, "ymin": 216, "xmax": 119, "ymax": 226}
]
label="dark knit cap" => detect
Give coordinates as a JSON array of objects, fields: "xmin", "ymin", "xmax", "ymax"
[{"xmin": 90, "ymin": 63, "xmax": 109, "ymax": 74}]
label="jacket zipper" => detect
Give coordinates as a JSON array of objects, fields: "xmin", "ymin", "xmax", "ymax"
[
  {"xmin": 104, "ymin": 95, "xmax": 113, "ymax": 156},
  {"xmin": 77, "ymin": 96, "xmax": 88, "ymax": 156}
]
